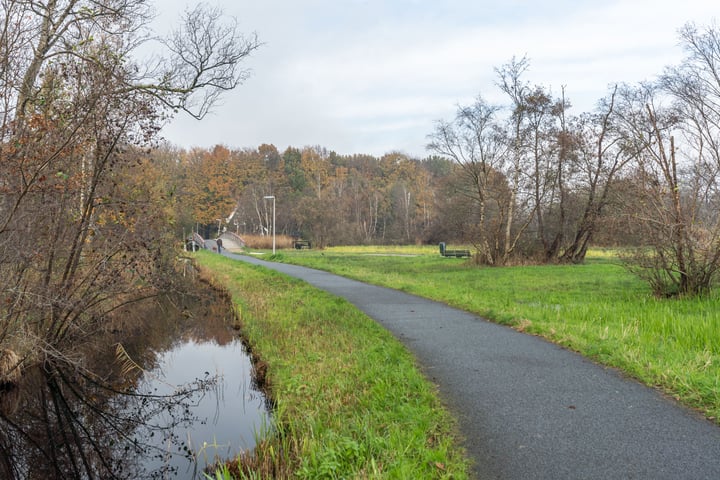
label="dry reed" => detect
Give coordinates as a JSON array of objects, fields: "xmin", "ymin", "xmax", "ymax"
[
  {"xmin": 240, "ymin": 234, "xmax": 295, "ymax": 250},
  {"xmin": 0, "ymin": 349, "xmax": 21, "ymax": 385}
]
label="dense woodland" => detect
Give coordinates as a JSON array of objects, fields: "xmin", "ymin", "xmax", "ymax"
[
  {"xmin": 2, "ymin": 0, "xmax": 720, "ymax": 410},
  {"xmin": 165, "ymin": 140, "xmax": 627, "ymax": 251}
]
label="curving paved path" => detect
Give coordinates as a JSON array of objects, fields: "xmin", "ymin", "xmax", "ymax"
[{"xmin": 223, "ymin": 251, "xmax": 720, "ymax": 479}]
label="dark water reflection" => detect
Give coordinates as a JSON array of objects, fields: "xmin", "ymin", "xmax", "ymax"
[
  {"xmin": 0, "ymin": 283, "xmax": 270, "ymax": 479},
  {"xmin": 136, "ymin": 338, "xmax": 270, "ymax": 478}
]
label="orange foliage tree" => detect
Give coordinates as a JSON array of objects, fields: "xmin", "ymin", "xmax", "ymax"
[{"xmin": 0, "ymin": 0, "xmax": 259, "ymax": 372}]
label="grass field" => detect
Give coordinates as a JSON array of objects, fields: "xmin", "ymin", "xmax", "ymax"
[
  {"xmin": 267, "ymin": 246, "xmax": 720, "ymax": 423},
  {"xmin": 195, "ymin": 251, "xmax": 470, "ymax": 479}
]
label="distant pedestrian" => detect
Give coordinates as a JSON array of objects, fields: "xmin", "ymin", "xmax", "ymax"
[{"xmin": 216, "ymin": 238, "xmax": 223, "ymax": 253}]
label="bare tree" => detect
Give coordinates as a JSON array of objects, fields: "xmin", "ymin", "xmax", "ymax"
[
  {"xmin": 655, "ymin": 22, "xmax": 720, "ymax": 295},
  {"xmin": 141, "ymin": 3, "xmax": 260, "ymax": 120},
  {"xmin": 495, "ymin": 56, "xmax": 536, "ymax": 262},
  {"xmin": 0, "ymin": 0, "xmax": 260, "ymax": 366},
  {"xmin": 429, "ymin": 57, "xmax": 570, "ymax": 265},
  {"xmin": 559, "ymin": 85, "xmax": 631, "ymax": 263},
  {"xmin": 615, "ymin": 50, "xmax": 720, "ymax": 297},
  {"xmin": 428, "ymin": 57, "xmax": 638, "ymax": 266},
  {"xmin": 427, "ymin": 96, "xmax": 510, "ymax": 264},
  {"xmin": 519, "ymin": 84, "xmax": 570, "ymax": 260}
]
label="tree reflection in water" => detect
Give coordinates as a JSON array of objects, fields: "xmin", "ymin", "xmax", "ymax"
[{"xmin": 0, "ymin": 284, "xmax": 267, "ymax": 479}]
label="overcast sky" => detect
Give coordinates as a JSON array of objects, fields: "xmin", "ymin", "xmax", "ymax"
[{"xmin": 151, "ymin": 0, "xmax": 718, "ymax": 158}]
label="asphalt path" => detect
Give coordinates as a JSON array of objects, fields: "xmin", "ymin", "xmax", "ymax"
[{"xmin": 221, "ymin": 250, "xmax": 720, "ymax": 479}]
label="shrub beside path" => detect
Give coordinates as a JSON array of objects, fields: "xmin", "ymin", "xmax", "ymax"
[{"xmin": 226, "ymin": 252, "xmax": 720, "ymax": 479}]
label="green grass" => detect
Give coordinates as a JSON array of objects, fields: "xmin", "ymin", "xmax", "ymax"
[
  {"xmin": 194, "ymin": 251, "xmax": 470, "ymax": 479},
  {"xmin": 271, "ymin": 246, "xmax": 720, "ymax": 423}
]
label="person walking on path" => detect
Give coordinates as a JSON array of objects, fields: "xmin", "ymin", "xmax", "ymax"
[
  {"xmin": 216, "ymin": 237, "xmax": 223, "ymax": 254},
  {"xmin": 224, "ymin": 252, "xmax": 720, "ymax": 480}
]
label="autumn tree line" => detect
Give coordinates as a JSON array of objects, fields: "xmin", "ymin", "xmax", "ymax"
[
  {"xmin": 164, "ymin": 22, "xmax": 720, "ymax": 298},
  {"xmin": 163, "ymin": 144, "xmax": 444, "ymax": 246},
  {"xmin": 167, "ymin": 140, "xmax": 625, "ymax": 251}
]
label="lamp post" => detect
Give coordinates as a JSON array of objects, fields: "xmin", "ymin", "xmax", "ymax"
[{"xmin": 263, "ymin": 195, "xmax": 275, "ymax": 254}]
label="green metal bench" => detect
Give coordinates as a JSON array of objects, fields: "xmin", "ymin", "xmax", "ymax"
[{"xmin": 439, "ymin": 242, "xmax": 471, "ymax": 258}]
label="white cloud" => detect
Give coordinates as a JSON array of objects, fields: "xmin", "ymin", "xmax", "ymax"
[{"xmin": 154, "ymin": 0, "xmax": 719, "ymax": 157}]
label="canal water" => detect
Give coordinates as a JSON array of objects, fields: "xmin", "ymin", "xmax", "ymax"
[
  {"xmin": 136, "ymin": 337, "xmax": 270, "ymax": 478},
  {"xmin": 0, "ymin": 283, "xmax": 270, "ymax": 479}
]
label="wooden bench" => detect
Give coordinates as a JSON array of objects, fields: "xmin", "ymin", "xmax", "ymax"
[
  {"xmin": 439, "ymin": 242, "xmax": 471, "ymax": 258},
  {"xmin": 294, "ymin": 240, "xmax": 311, "ymax": 249}
]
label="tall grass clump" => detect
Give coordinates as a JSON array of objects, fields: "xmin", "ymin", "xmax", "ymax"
[{"xmin": 195, "ymin": 251, "xmax": 470, "ymax": 479}]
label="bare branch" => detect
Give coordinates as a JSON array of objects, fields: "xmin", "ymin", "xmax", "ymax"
[{"xmin": 148, "ymin": 3, "xmax": 261, "ymax": 119}]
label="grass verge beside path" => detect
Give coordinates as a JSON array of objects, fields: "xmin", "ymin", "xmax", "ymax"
[
  {"xmin": 194, "ymin": 251, "xmax": 470, "ymax": 479},
  {"xmin": 271, "ymin": 247, "xmax": 720, "ymax": 424}
]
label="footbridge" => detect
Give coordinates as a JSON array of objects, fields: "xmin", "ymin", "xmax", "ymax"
[{"xmin": 187, "ymin": 232, "xmax": 245, "ymax": 252}]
